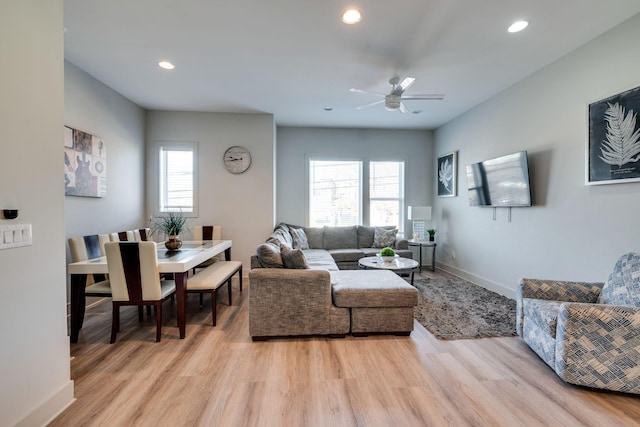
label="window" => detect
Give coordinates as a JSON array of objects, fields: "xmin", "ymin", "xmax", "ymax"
[
  {"xmin": 308, "ymin": 158, "xmax": 405, "ymax": 233},
  {"xmin": 309, "ymin": 160, "xmax": 362, "ymax": 226},
  {"xmin": 157, "ymin": 142, "xmax": 197, "ymax": 214},
  {"xmin": 369, "ymin": 161, "xmax": 404, "ymax": 227}
]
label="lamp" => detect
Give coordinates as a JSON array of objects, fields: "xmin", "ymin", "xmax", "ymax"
[{"xmin": 408, "ymin": 206, "xmax": 431, "ymax": 241}]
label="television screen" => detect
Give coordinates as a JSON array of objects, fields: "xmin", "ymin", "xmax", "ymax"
[{"xmin": 466, "ymin": 151, "xmax": 532, "ymax": 207}]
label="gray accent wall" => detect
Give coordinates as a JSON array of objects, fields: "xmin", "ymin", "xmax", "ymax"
[
  {"xmin": 1, "ymin": 2, "xmax": 74, "ymax": 426},
  {"xmin": 145, "ymin": 111, "xmax": 276, "ymax": 271},
  {"xmin": 276, "ymin": 127, "xmax": 434, "ymax": 235},
  {"xmin": 433, "ymin": 13, "xmax": 640, "ymax": 298},
  {"xmin": 64, "ymin": 61, "xmax": 147, "ymax": 240}
]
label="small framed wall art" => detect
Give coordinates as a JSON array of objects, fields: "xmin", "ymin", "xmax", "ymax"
[
  {"xmin": 64, "ymin": 125, "xmax": 107, "ymax": 197},
  {"xmin": 437, "ymin": 151, "xmax": 457, "ymax": 197},
  {"xmin": 587, "ymin": 85, "xmax": 640, "ymax": 185}
]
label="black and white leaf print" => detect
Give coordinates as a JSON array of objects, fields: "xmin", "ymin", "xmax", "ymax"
[{"xmin": 599, "ymin": 102, "xmax": 640, "ymax": 167}]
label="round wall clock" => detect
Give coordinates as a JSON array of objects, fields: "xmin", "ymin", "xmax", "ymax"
[{"xmin": 223, "ymin": 146, "xmax": 251, "ymax": 174}]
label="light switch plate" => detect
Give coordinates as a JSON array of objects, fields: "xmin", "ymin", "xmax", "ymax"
[{"xmin": 0, "ymin": 224, "xmax": 32, "ymax": 249}]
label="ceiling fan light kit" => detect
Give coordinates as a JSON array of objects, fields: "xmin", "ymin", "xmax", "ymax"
[{"xmin": 351, "ymin": 76, "xmax": 445, "ymax": 114}]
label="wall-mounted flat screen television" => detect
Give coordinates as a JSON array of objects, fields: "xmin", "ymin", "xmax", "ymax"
[{"xmin": 466, "ymin": 150, "xmax": 532, "ymax": 207}]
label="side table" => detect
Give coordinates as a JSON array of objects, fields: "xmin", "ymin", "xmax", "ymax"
[{"xmin": 407, "ymin": 241, "xmax": 436, "ymax": 272}]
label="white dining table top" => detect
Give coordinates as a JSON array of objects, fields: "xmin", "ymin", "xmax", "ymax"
[{"xmin": 68, "ymin": 240, "xmax": 232, "ymax": 275}]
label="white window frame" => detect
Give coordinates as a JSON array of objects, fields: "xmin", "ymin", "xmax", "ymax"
[
  {"xmin": 307, "ymin": 158, "xmax": 363, "ymax": 227},
  {"xmin": 153, "ymin": 141, "xmax": 198, "ymax": 217},
  {"xmin": 369, "ymin": 160, "xmax": 405, "ymax": 233},
  {"xmin": 306, "ymin": 156, "xmax": 405, "ymax": 235}
]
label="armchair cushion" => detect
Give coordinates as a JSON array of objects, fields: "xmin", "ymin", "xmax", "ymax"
[
  {"xmin": 522, "ymin": 299, "xmax": 562, "ymax": 338},
  {"xmin": 518, "ymin": 278, "xmax": 602, "ymax": 303}
]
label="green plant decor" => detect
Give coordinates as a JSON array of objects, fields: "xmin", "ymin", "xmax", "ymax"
[
  {"xmin": 427, "ymin": 229, "xmax": 436, "ymax": 237},
  {"xmin": 152, "ymin": 211, "xmax": 187, "ymax": 238},
  {"xmin": 380, "ymin": 247, "xmax": 396, "ymax": 257}
]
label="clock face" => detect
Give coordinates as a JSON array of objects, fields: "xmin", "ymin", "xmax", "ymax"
[{"xmin": 223, "ymin": 146, "xmax": 251, "ymax": 174}]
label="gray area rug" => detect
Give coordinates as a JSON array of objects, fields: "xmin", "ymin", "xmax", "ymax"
[{"xmin": 413, "ymin": 276, "xmax": 517, "ymax": 340}]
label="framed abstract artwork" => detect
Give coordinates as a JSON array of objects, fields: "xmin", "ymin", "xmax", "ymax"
[
  {"xmin": 64, "ymin": 125, "xmax": 107, "ymax": 197},
  {"xmin": 587, "ymin": 85, "xmax": 640, "ymax": 185},
  {"xmin": 437, "ymin": 151, "xmax": 457, "ymax": 197}
]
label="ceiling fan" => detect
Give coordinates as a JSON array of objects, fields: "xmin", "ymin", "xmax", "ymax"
[{"xmin": 350, "ymin": 76, "xmax": 444, "ymax": 113}]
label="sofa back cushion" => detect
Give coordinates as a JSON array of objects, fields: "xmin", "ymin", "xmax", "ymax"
[
  {"xmin": 323, "ymin": 226, "xmax": 358, "ymax": 250},
  {"xmin": 267, "ymin": 226, "xmax": 293, "ymax": 249},
  {"xmin": 598, "ymin": 252, "xmax": 640, "ymax": 307},
  {"xmin": 303, "ymin": 227, "xmax": 324, "ymax": 249},
  {"xmin": 357, "ymin": 225, "xmax": 396, "ymax": 248}
]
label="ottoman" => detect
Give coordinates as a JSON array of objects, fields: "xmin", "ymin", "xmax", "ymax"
[{"xmin": 331, "ymin": 270, "xmax": 419, "ymax": 335}]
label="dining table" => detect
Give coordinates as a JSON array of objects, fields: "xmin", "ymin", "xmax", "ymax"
[{"xmin": 68, "ymin": 240, "xmax": 232, "ymax": 343}]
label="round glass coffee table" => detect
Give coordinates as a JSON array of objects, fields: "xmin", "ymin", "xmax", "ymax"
[{"xmin": 358, "ymin": 256, "xmax": 419, "ymax": 286}]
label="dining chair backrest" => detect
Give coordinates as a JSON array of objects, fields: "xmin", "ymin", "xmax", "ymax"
[
  {"xmin": 193, "ymin": 225, "xmax": 222, "ymax": 241},
  {"xmin": 133, "ymin": 228, "xmax": 152, "ymax": 241},
  {"xmin": 105, "ymin": 241, "xmax": 162, "ymax": 302},
  {"xmin": 110, "ymin": 231, "xmax": 136, "ymax": 242},
  {"xmin": 68, "ymin": 234, "xmax": 111, "ymax": 262}
]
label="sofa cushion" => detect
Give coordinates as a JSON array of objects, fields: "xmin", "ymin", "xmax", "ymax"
[
  {"xmin": 290, "ymin": 227, "xmax": 310, "ymax": 250},
  {"xmin": 357, "ymin": 226, "xmax": 376, "ymax": 249},
  {"xmin": 256, "ymin": 243, "xmax": 284, "ymax": 268},
  {"xmin": 597, "ymin": 252, "xmax": 640, "ymax": 307},
  {"xmin": 323, "ymin": 226, "xmax": 358, "ymax": 250},
  {"xmin": 267, "ymin": 227, "xmax": 293, "ymax": 249},
  {"xmin": 372, "ymin": 227, "xmax": 398, "ymax": 248},
  {"xmin": 327, "ymin": 249, "xmax": 365, "ymax": 263},
  {"xmin": 523, "ymin": 298, "xmax": 562, "ymax": 338},
  {"xmin": 303, "ymin": 227, "xmax": 324, "ymax": 249},
  {"xmin": 303, "ymin": 249, "xmax": 339, "ymax": 271},
  {"xmin": 357, "ymin": 225, "xmax": 395, "ymax": 248},
  {"xmin": 331, "ymin": 270, "xmax": 418, "ymax": 308},
  {"xmin": 280, "ymin": 245, "xmax": 309, "ymax": 269}
]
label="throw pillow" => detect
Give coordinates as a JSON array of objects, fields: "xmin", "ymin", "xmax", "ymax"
[
  {"xmin": 280, "ymin": 245, "xmax": 309, "ymax": 269},
  {"xmin": 290, "ymin": 227, "xmax": 310, "ymax": 250},
  {"xmin": 372, "ymin": 227, "xmax": 398, "ymax": 248},
  {"xmin": 256, "ymin": 242, "xmax": 284, "ymax": 268}
]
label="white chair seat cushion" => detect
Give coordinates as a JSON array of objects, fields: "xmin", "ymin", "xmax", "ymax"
[
  {"xmin": 187, "ymin": 261, "xmax": 242, "ymax": 291},
  {"xmin": 160, "ymin": 280, "xmax": 177, "ymax": 298},
  {"xmin": 85, "ymin": 280, "xmax": 112, "ymax": 294}
]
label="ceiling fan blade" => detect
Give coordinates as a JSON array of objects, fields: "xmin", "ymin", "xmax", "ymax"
[
  {"xmin": 401, "ymin": 94, "xmax": 445, "ymax": 100},
  {"xmin": 350, "ymin": 88, "xmax": 386, "ymax": 97},
  {"xmin": 399, "ymin": 102, "xmax": 409, "ymax": 114},
  {"xmin": 356, "ymin": 99, "xmax": 385, "ymax": 110},
  {"xmin": 399, "ymin": 77, "xmax": 416, "ymax": 91}
]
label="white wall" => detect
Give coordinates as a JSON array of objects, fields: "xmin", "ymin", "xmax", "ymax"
[
  {"xmin": 276, "ymin": 127, "xmax": 433, "ymax": 235},
  {"xmin": 146, "ymin": 111, "xmax": 276, "ymax": 271},
  {"xmin": 64, "ymin": 61, "xmax": 147, "ymax": 241},
  {"xmin": 0, "ymin": 2, "xmax": 74, "ymax": 426},
  {"xmin": 433, "ymin": 13, "xmax": 640, "ymax": 298}
]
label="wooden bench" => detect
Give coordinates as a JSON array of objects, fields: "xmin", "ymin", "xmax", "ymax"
[{"xmin": 186, "ymin": 260, "xmax": 242, "ymax": 326}]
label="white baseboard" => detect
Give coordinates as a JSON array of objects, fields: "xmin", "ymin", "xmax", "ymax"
[
  {"xmin": 436, "ymin": 262, "xmax": 516, "ymax": 299},
  {"xmin": 15, "ymin": 380, "xmax": 74, "ymax": 427}
]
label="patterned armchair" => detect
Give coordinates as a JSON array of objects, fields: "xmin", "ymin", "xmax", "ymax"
[{"xmin": 517, "ymin": 252, "xmax": 640, "ymax": 394}]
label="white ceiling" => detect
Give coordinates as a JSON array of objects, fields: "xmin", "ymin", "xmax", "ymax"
[{"xmin": 63, "ymin": 1, "xmax": 640, "ymax": 130}]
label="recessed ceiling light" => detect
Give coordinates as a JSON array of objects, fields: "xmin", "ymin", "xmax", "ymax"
[
  {"xmin": 342, "ymin": 8, "xmax": 362, "ymax": 25},
  {"xmin": 158, "ymin": 61, "xmax": 175, "ymax": 70},
  {"xmin": 324, "ymin": 107, "xmax": 333, "ymax": 111},
  {"xmin": 508, "ymin": 20, "xmax": 529, "ymax": 33}
]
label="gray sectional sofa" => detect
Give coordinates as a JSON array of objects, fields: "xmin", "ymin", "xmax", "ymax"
[
  {"xmin": 249, "ymin": 224, "xmax": 418, "ymax": 340},
  {"xmin": 250, "ymin": 223, "xmax": 412, "ymax": 270}
]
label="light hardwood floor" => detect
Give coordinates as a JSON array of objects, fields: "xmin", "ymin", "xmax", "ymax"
[{"xmin": 51, "ymin": 270, "xmax": 640, "ymax": 427}]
